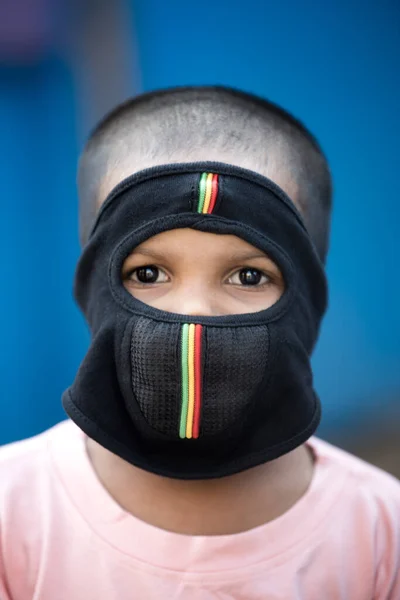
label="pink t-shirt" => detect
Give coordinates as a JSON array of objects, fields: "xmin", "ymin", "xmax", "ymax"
[{"xmin": 0, "ymin": 420, "xmax": 399, "ymax": 599}]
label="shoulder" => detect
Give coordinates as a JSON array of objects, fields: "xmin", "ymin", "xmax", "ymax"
[
  {"xmin": 311, "ymin": 437, "xmax": 400, "ymax": 596},
  {"xmin": 0, "ymin": 422, "xmax": 66, "ymax": 484},
  {"xmin": 0, "ymin": 427, "xmax": 50, "ymax": 472},
  {"xmin": 0, "ymin": 422, "xmax": 80, "ymax": 595},
  {"xmin": 310, "ymin": 436, "xmax": 400, "ymax": 525},
  {"xmin": 0, "ymin": 421, "xmax": 77, "ymax": 517},
  {"xmin": 0, "ymin": 422, "xmax": 78, "ymax": 574},
  {"xmin": 311, "ymin": 436, "xmax": 400, "ymax": 503}
]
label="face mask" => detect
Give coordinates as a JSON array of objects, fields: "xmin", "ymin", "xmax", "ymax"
[{"xmin": 63, "ymin": 162, "xmax": 327, "ymax": 480}]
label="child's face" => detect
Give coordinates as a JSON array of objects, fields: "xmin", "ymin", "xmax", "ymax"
[{"xmin": 121, "ymin": 228, "xmax": 284, "ymax": 316}]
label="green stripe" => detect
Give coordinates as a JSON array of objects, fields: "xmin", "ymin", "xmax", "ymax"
[
  {"xmin": 179, "ymin": 323, "xmax": 190, "ymax": 438},
  {"xmin": 197, "ymin": 173, "xmax": 208, "ymax": 213}
]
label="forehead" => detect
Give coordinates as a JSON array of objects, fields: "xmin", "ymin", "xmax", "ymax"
[
  {"xmin": 96, "ymin": 151, "xmax": 301, "ymax": 213},
  {"xmin": 132, "ymin": 227, "xmax": 270, "ymax": 254}
]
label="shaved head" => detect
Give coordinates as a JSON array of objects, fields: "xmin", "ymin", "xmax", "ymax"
[{"xmin": 78, "ymin": 86, "xmax": 332, "ymax": 262}]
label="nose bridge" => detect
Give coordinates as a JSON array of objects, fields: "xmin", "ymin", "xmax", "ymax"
[{"xmin": 177, "ymin": 278, "xmax": 215, "ymax": 316}]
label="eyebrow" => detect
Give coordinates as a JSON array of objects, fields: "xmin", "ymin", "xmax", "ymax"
[
  {"xmin": 130, "ymin": 247, "xmax": 272, "ymax": 263},
  {"xmin": 128, "ymin": 248, "xmax": 172, "ymax": 261},
  {"xmin": 226, "ymin": 251, "xmax": 270, "ymax": 261}
]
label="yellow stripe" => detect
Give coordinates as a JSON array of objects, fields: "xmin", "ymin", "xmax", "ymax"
[
  {"xmin": 202, "ymin": 173, "xmax": 214, "ymax": 214},
  {"xmin": 186, "ymin": 323, "xmax": 196, "ymax": 438}
]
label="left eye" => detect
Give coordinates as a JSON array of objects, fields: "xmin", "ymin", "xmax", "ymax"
[{"xmin": 228, "ymin": 268, "xmax": 270, "ymax": 286}]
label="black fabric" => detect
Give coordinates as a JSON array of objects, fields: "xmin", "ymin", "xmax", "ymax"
[
  {"xmin": 201, "ymin": 325, "xmax": 269, "ymax": 435},
  {"xmin": 129, "ymin": 318, "xmax": 181, "ymax": 436},
  {"xmin": 62, "ymin": 161, "xmax": 328, "ymax": 479},
  {"xmin": 127, "ymin": 318, "xmax": 270, "ymax": 437}
]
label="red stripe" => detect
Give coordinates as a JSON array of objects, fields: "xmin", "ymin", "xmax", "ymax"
[
  {"xmin": 192, "ymin": 324, "xmax": 203, "ymax": 439},
  {"xmin": 208, "ymin": 174, "xmax": 219, "ymax": 214}
]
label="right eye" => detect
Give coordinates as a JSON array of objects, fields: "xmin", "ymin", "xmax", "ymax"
[{"xmin": 128, "ymin": 265, "xmax": 169, "ymax": 284}]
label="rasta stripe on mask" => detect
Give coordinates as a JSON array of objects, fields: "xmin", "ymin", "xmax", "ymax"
[
  {"xmin": 179, "ymin": 323, "xmax": 203, "ymax": 439},
  {"xmin": 178, "ymin": 173, "xmax": 215, "ymax": 437},
  {"xmin": 197, "ymin": 173, "xmax": 219, "ymax": 214}
]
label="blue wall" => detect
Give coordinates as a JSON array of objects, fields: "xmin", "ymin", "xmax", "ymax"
[
  {"xmin": 0, "ymin": 59, "xmax": 86, "ymax": 443},
  {"xmin": 129, "ymin": 0, "xmax": 400, "ymax": 431},
  {"xmin": 1, "ymin": 0, "xmax": 399, "ymax": 444}
]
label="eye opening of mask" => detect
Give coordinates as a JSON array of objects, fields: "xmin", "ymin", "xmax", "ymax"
[{"xmin": 108, "ymin": 214, "xmax": 296, "ymax": 327}]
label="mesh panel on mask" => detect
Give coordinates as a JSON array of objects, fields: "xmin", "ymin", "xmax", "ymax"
[
  {"xmin": 130, "ymin": 317, "xmax": 269, "ymax": 439},
  {"xmin": 202, "ymin": 325, "xmax": 269, "ymax": 435},
  {"xmin": 130, "ymin": 318, "xmax": 181, "ymax": 436}
]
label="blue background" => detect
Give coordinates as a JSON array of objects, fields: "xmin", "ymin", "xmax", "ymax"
[{"xmin": 1, "ymin": 0, "xmax": 399, "ymax": 444}]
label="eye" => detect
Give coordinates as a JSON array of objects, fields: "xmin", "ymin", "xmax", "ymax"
[
  {"xmin": 228, "ymin": 268, "xmax": 270, "ymax": 287},
  {"xmin": 128, "ymin": 265, "xmax": 169, "ymax": 284}
]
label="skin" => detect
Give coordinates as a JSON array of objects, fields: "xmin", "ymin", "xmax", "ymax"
[
  {"xmin": 85, "ymin": 153, "xmax": 315, "ymax": 536},
  {"xmin": 121, "ymin": 229, "xmax": 285, "ymax": 315}
]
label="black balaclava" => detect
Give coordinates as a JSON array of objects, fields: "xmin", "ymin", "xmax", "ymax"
[{"xmin": 62, "ymin": 162, "xmax": 327, "ymax": 480}]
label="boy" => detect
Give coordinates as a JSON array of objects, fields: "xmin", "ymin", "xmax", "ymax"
[{"xmin": 1, "ymin": 86, "xmax": 399, "ymax": 599}]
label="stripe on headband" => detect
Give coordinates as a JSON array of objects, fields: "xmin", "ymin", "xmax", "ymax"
[
  {"xmin": 197, "ymin": 173, "xmax": 219, "ymax": 214},
  {"xmin": 179, "ymin": 323, "xmax": 203, "ymax": 439}
]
